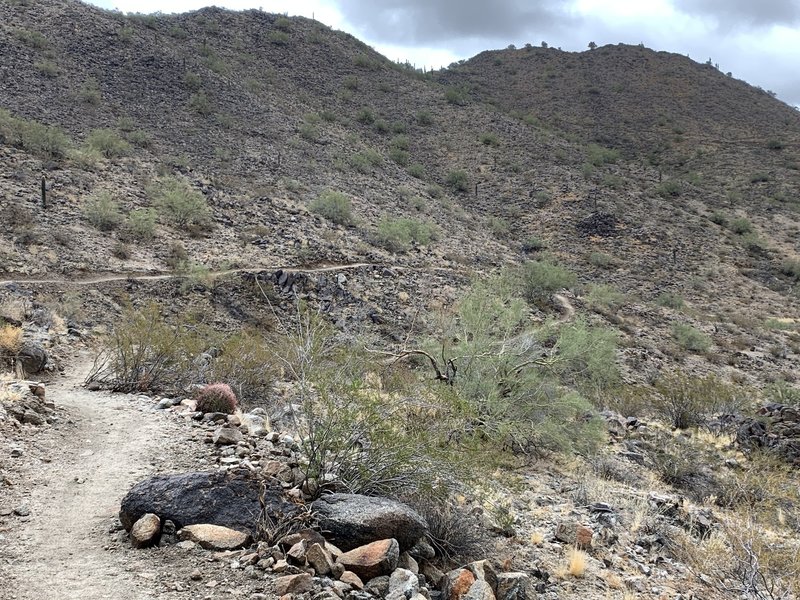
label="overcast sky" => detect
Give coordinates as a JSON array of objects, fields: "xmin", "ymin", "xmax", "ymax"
[{"xmin": 86, "ymin": 0, "xmax": 800, "ymax": 107}]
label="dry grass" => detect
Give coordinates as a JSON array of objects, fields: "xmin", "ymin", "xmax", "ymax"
[
  {"xmin": 0, "ymin": 324, "xmax": 23, "ymax": 354},
  {"xmin": 567, "ymin": 547, "xmax": 587, "ymax": 577},
  {"xmin": 530, "ymin": 530, "xmax": 545, "ymax": 545}
]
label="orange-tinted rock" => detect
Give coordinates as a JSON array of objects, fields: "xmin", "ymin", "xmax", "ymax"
[{"xmin": 336, "ymin": 538, "xmax": 399, "ymax": 581}]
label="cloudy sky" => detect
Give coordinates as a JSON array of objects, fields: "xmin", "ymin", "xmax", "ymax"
[{"xmin": 86, "ymin": 0, "xmax": 800, "ymax": 107}]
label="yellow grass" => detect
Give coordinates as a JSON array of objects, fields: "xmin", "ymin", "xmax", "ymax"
[
  {"xmin": 0, "ymin": 324, "xmax": 23, "ymax": 354},
  {"xmin": 567, "ymin": 547, "xmax": 587, "ymax": 577}
]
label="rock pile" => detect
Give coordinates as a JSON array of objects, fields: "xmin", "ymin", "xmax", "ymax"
[
  {"xmin": 736, "ymin": 402, "xmax": 800, "ymax": 465},
  {"xmin": 0, "ymin": 380, "xmax": 54, "ymax": 427}
]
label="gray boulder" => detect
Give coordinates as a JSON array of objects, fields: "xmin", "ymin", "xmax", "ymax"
[
  {"xmin": 313, "ymin": 493, "xmax": 427, "ymax": 552},
  {"xmin": 119, "ymin": 470, "xmax": 294, "ymax": 535},
  {"xmin": 17, "ymin": 342, "xmax": 47, "ymax": 375}
]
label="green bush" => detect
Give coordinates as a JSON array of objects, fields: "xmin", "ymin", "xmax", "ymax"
[
  {"xmin": 86, "ymin": 129, "xmax": 130, "ymax": 159},
  {"xmin": 444, "ymin": 86, "xmax": 469, "ymax": 106},
  {"xmin": 389, "ymin": 147, "xmax": 409, "ymax": 166},
  {"xmin": 408, "ymin": 163, "xmax": 425, "ymax": 179},
  {"xmin": 183, "ymin": 72, "xmax": 202, "ymax": 91},
  {"xmin": 20, "ymin": 120, "xmax": 70, "ymax": 159},
  {"xmin": 375, "ymin": 217, "xmax": 437, "ymax": 252},
  {"xmin": 188, "ymin": 92, "xmax": 213, "ymax": 116},
  {"xmin": 390, "ymin": 134, "xmax": 410, "ymax": 150},
  {"xmin": 586, "ymin": 284, "xmax": 625, "ymax": 312},
  {"xmin": 519, "ymin": 260, "xmax": 576, "ymax": 302},
  {"xmin": 656, "ymin": 292, "xmax": 684, "ymax": 309},
  {"xmin": 84, "ymin": 191, "xmax": 122, "ymax": 231},
  {"xmin": 124, "ymin": 208, "xmax": 157, "ymax": 241},
  {"xmin": 588, "ymin": 252, "xmax": 616, "ymax": 269},
  {"xmin": 416, "ymin": 110, "xmax": 433, "ymax": 126},
  {"xmin": 356, "ymin": 107, "xmax": 375, "ymax": 125},
  {"xmin": 150, "ymin": 177, "xmax": 211, "ymax": 228},
  {"xmin": 586, "ymin": 143, "xmax": 619, "ymax": 166},
  {"xmin": 34, "ymin": 60, "xmax": 59, "ymax": 77},
  {"xmin": 349, "ymin": 149, "xmax": 383, "ymax": 173},
  {"xmin": 480, "ymin": 132, "xmax": 500, "ymax": 147},
  {"xmin": 671, "ymin": 323, "xmax": 711, "ymax": 353},
  {"xmin": 274, "ymin": 16, "xmax": 292, "ymax": 31},
  {"xmin": 14, "ymin": 27, "xmax": 48, "ymax": 49},
  {"xmin": 309, "ymin": 190, "xmax": 354, "ymax": 226},
  {"xmin": 652, "ymin": 373, "xmax": 742, "ymax": 429},
  {"xmin": 656, "ymin": 180, "xmax": 681, "ymax": 197},
  {"xmin": 268, "ymin": 30, "xmax": 289, "ymax": 45},
  {"xmin": 522, "ymin": 236, "xmax": 546, "ymax": 253},
  {"xmin": 730, "ymin": 217, "xmax": 753, "ymax": 235},
  {"xmin": 78, "ymin": 79, "xmax": 102, "ymax": 106},
  {"xmin": 446, "ymin": 169, "xmax": 469, "ymax": 192}
]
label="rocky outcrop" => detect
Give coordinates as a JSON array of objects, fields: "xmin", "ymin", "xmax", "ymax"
[
  {"xmin": 313, "ymin": 493, "xmax": 428, "ymax": 551},
  {"xmin": 119, "ymin": 470, "xmax": 292, "ymax": 535}
]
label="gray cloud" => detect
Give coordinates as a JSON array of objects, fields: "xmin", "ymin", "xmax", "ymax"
[
  {"xmin": 335, "ymin": 0, "xmax": 575, "ymax": 44},
  {"xmin": 673, "ymin": 0, "xmax": 800, "ymax": 28}
]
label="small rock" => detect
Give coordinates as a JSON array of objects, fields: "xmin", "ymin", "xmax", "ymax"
[
  {"xmin": 307, "ymin": 542, "xmax": 335, "ymax": 576},
  {"xmin": 130, "ymin": 513, "xmax": 161, "ymax": 549},
  {"xmin": 336, "ymin": 538, "xmax": 400, "ymax": 581},
  {"xmin": 443, "ymin": 569, "xmax": 476, "ymax": 600},
  {"xmin": 213, "ymin": 427, "xmax": 244, "ymax": 446},
  {"xmin": 177, "ymin": 524, "xmax": 251, "ymax": 550},
  {"xmin": 464, "ymin": 579, "xmax": 495, "ymax": 600},
  {"xmin": 287, "ymin": 540, "xmax": 308, "ymax": 564},
  {"xmin": 13, "ymin": 505, "xmax": 30, "ymax": 517},
  {"xmin": 274, "ymin": 573, "xmax": 314, "ymax": 595},
  {"xmin": 389, "ymin": 568, "xmax": 419, "ymax": 597},
  {"xmin": 339, "ymin": 571, "xmax": 364, "ymax": 590},
  {"xmin": 156, "ymin": 398, "xmax": 173, "ymax": 410},
  {"xmin": 176, "ymin": 540, "xmax": 197, "ymax": 550},
  {"xmin": 10, "ymin": 447, "xmax": 22, "ymax": 458},
  {"xmin": 190, "ymin": 569, "xmax": 203, "ymax": 581}
]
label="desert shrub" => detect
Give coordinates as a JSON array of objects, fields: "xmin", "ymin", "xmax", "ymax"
[
  {"xmin": 68, "ymin": 147, "xmax": 102, "ymax": 170},
  {"xmin": 446, "ymin": 169, "xmax": 469, "ymax": 192},
  {"xmin": 414, "ymin": 503, "xmax": 488, "ymax": 564},
  {"xmin": 86, "ymin": 303, "xmax": 210, "ymax": 394},
  {"xmin": 390, "ymin": 134, "xmax": 410, "ymax": 150},
  {"xmin": 710, "ymin": 211, "xmax": 728, "ymax": 226},
  {"xmin": 779, "ymin": 258, "xmax": 800, "ymax": 280},
  {"xmin": 375, "ymin": 217, "xmax": 437, "ymax": 252},
  {"xmin": 207, "ymin": 329, "xmax": 277, "ymax": 407},
  {"xmin": 652, "ymin": 373, "xmax": 743, "ymax": 429},
  {"xmin": 112, "ymin": 241, "xmax": 131, "ymax": 259},
  {"xmin": 729, "ymin": 217, "xmax": 752, "ymax": 234},
  {"xmin": 188, "ymin": 92, "xmax": 213, "ymax": 116},
  {"xmin": 309, "ymin": 190, "xmax": 354, "ymax": 226},
  {"xmin": 444, "ymin": 86, "xmax": 469, "ymax": 106},
  {"xmin": 0, "ymin": 324, "xmax": 23, "ymax": 355},
  {"xmin": 518, "ymin": 259, "xmax": 576, "ymax": 302},
  {"xmin": 657, "ymin": 291, "xmax": 684, "ymax": 309},
  {"xmin": 348, "ymin": 149, "xmax": 383, "ymax": 173},
  {"xmin": 586, "ymin": 143, "xmax": 619, "ymax": 166},
  {"xmin": 389, "ymin": 147, "xmax": 409, "ymax": 166},
  {"xmin": 194, "ymin": 382, "xmax": 238, "ymax": 414},
  {"xmin": 408, "ymin": 163, "xmax": 425, "ymax": 179},
  {"xmin": 586, "ymin": 284, "xmax": 625, "ymax": 312},
  {"xmin": 14, "ymin": 27, "xmax": 48, "ymax": 48},
  {"xmin": 34, "ymin": 60, "xmax": 59, "ymax": 77},
  {"xmin": 656, "ymin": 180, "xmax": 681, "ymax": 197},
  {"xmin": 78, "ymin": 79, "xmax": 102, "ymax": 105},
  {"xmin": 587, "ymin": 251, "xmax": 616, "ymax": 268},
  {"xmin": 671, "ymin": 323, "xmax": 711, "ymax": 352},
  {"xmin": 14, "ymin": 118, "xmax": 70, "ymax": 159},
  {"xmin": 125, "ymin": 129, "xmax": 152, "ymax": 148},
  {"xmin": 123, "ymin": 208, "xmax": 157, "ymax": 241},
  {"xmin": 750, "ymin": 172, "xmax": 769, "ymax": 183},
  {"xmin": 766, "ymin": 139, "xmax": 784, "ymax": 150},
  {"xmin": 86, "ymin": 129, "xmax": 130, "ymax": 159},
  {"xmin": 416, "ymin": 110, "xmax": 433, "ymax": 126},
  {"xmin": 549, "ymin": 319, "xmax": 620, "ymax": 393},
  {"xmin": 150, "ymin": 177, "xmax": 211, "ymax": 228},
  {"xmin": 522, "ymin": 236, "xmax": 546, "ymax": 253},
  {"xmin": 183, "ymin": 72, "xmax": 202, "ymax": 91},
  {"xmin": 83, "ymin": 191, "xmax": 122, "ymax": 231},
  {"xmin": 268, "ymin": 30, "xmax": 289, "ymax": 45},
  {"xmin": 488, "ymin": 217, "xmax": 510, "ymax": 237},
  {"xmin": 355, "ymin": 107, "xmax": 375, "ymax": 125},
  {"xmin": 480, "ymin": 132, "xmax": 500, "ymax": 146},
  {"xmin": 373, "ymin": 119, "xmax": 389, "ymax": 134},
  {"xmin": 274, "ymin": 16, "xmax": 292, "ymax": 31},
  {"xmin": 299, "ymin": 121, "xmax": 320, "ymax": 142}
]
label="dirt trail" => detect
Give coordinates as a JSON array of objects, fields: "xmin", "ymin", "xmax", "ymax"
[
  {"xmin": 4, "ymin": 359, "xmax": 169, "ymax": 599},
  {"xmin": 0, "ymin": 262, "xmax": 376, "ymax": 287}
]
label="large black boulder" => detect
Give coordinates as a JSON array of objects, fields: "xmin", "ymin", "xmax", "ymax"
[
  {"xmin": 18, "ymin": 342, "xmax": 47, "ymax": 374},
  {"xmin": 119, "ymin": 471, "xmax": 291, "ymax": 535},
  {"xmin": 312, "ymin": 493, "xmax": 428, "ymax": 552}
]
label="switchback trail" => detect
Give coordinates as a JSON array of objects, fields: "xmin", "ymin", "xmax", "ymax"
[{"xmin": 0, "ymin": 262, "xmax": 377, "ymax": 287}]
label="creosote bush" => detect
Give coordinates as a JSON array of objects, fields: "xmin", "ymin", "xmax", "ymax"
[
  {"xmin": 0, "ymin": 108, "xmax": 70, "ymax": 159},
  {"xmin": 446, "ymin": 169, "xmax": 469, "ymax": 192},
  {"xmin": 518, "ymin": 259, "xmax": 576, "ymax": 303},
  {"xmin": 194, "ymin": 382, "xmax": 238, "ymax": 414},
  {"xmin": 671, "ymin": 323, "xmax": 711, "ymax": 353},
  {"xmin": 652, "ymin": 373, "xmax": 743, "ymax": 429},
  {"xmin": 375, "ymin": 217, "xmax": 437, "ymax": 252},
  {"xmin": 309, "ymin": 190, "xmax": 355, "ymax": 226},
  {"xmin": 150, "ymin": 177, "xmax": 211, "ymax": 228},
  {"xmin": 86, "ymin": 128, "xmax": 130, "ymax": 159},
  {"xmin": 84, "ymin": 191, "xmax": 122, "ymax": 231}
]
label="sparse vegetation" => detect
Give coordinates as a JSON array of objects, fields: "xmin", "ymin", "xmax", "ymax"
[
  {"xmin": 519, "ymin": 259, "xmax": 577, "ymax": 302},
  {"xmin": 446, "ymin": 169, "xmax": 469, "ymax": 192},
  {"xmin": 374, "ymin": 217, "xmax": 437, "ymax": 252},
  {"xmin": 444, "ymin": 86, "xmax": 469, "ymax": 106},
  {"xmin": 657, "ymin": 292, "xmax": 685, "ymax": 309},
  {"xmin": 85, "ymin": 129, "xmax": 130, "ymax": 159},
  {"xmin": 309, "ymin": 190, "xmax": 355, "ymax": 226},
  {"xmin": 83, "ymin": 191, "xmax": 122, "ymax": 231},
  {"xmin": 671, "ymin": 323, "xmax": 711, "ymax": 353},
  {"xmin": 150, "ymin": 177, "xmax": 211, "ymax": 229},
  {"xmin": 194, "ymin": 382, "xmax": 238, "ymax": 414}
]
